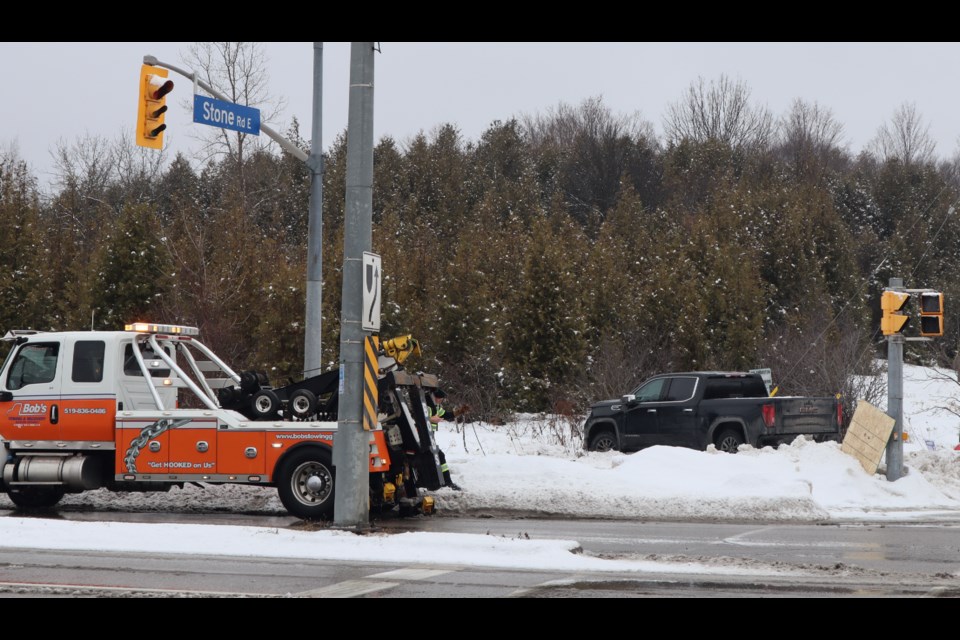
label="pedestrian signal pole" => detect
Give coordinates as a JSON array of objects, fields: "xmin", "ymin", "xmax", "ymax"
[
  {"xmin": 882, "ymin": 278, "xmax": 945, "ymax": 480},
  {"xmin": 885, "ymin": 278, "xmax": 906, "ymax": 481}
]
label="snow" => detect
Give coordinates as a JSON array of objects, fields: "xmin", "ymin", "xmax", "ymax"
[{"xmin": 1, "ymin": 363, "xmax": 960, "ymax": 574}]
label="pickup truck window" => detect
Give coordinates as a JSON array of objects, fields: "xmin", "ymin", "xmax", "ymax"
[
  {"xmin": 632, "ymin": 378, "xmax": 666, "ymax": 402},
  {"xmin": 664, "ymin": 377, "xmax": 697, "ymax": 401},
  {"xmin": 72, "ymin": 340, "xmax": 105, "ymax": 383},
  {"xmin": 7, "ymin": 342, "xmax": 60, "ymax": 390},
  {"xmin": 703, "ymin": 377, "xmax": 768, "ymax": 399}
]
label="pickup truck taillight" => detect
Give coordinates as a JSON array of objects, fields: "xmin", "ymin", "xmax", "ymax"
[{"xmin": 761, "ymin": 403, "xmax": 775, "ymax": 428}]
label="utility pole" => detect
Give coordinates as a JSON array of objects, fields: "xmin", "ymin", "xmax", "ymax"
[
  {"xmin": 333, "ymin": 42, "xmax": 375, "ymax": 528},
  {"xmin": 304, "ymin": 43, "xmax": 324, "ymax": 378}
]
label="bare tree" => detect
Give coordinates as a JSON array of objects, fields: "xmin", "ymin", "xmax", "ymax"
[
  {"xmin": 663, "ymin": 75, "xmax": 775, "ymax": 150},
  {"xmin": 870, "ymin": 102, "xmax": 936, "ymax": 166},
  {"xmin": 52, "ymin": 132, "xmax": 168, "ymax": 213},
  {"xmin": 52, "ymin": 134, "xmax": 114, "ymax": 197},
  {"xmin": 112, "ymin": 134, "xmax": 168, "ymax": 202},
  {"xmin": 522, "ymin": 96, "xmax": 659, "ymax": 223},
  {"xmin": 779, "ymin": 98, "xmax": 846, "ymax": 174},
  {"xmin": 523, "ymin": 96, "xmax": 655, "ymax": 150},
  {"xmin": 180, "ymin": 43, "xmax": 286, "ymax": 171}
]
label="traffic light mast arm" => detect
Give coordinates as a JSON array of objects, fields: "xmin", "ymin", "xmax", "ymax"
[{"xmin": 143, "ymin": 54, "xmax": 310, "ymax": 165}]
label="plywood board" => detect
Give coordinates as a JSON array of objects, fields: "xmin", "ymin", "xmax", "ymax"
[{"xmin": 841, "ymin": 400, "xmax": 895, "ymax": 475}]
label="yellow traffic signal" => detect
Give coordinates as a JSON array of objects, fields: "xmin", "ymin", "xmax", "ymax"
[
  {"xmin": 136, "ymin": 64, "xmax": 173, "ymax": 149},
  {"xmin": 881, "ymin": 290, "xmax": 910, "ymax": 336},
  {"xmin": 919, "ymin": 292, "xmax": 944, "ymax": 337}
]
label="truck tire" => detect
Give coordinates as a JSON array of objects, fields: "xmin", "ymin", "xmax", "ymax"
[
  {"xmin": 251, "ymin": 389, "xmax": 280, "ymax": 420},
  {"xmin": 276, "ymin": 447, "xmax": 335, "ymax": 520},
  {"xmin": 6, "ymin": 486, "xmax": 65, "ymax": 509},
  {"xmin": 715, "ymin": 429, "xmax": 745, "ymax": 453},
  {"xmin": 289, "ymin": 389, "xmax": 318, "ymax": 420},
  {"xmin": 588, "ymin": 429, "xmax": 618, "ymax": 452}
]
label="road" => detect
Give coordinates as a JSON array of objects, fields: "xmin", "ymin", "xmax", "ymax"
[{"xmin": 1, "ymin": 510, "xmax": 959, "ymax": 597}]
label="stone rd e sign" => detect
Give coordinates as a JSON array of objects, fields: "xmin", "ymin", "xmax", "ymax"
[{"xmin": 193, "ymin": 95, "xmax": 261, "ymax": 135}]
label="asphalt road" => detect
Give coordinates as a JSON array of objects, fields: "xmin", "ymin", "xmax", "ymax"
[{"xmin": 2, "ymin": 509, "xmax": 959, "ymax": 597}]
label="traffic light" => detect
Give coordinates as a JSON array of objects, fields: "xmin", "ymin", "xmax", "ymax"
[
  {"xmin": 881, "ymin": 290, "xmax": 910, "ymax": 336},
  {"xmin": 136, "ymin": 64, "xmax": 174, "ymax": 149},
  {"xmin": 919, "ymin": 292, "xmax": 944, "ymax": 337}
]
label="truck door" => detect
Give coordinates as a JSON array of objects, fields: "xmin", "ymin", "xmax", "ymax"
[
  {"xmin": 58, "ymin": 338, "xmax": 115, "ymax": 442},
  {"xmin": 0, "ymin": 340, "xmax": 63, "ymax": 441},
  {"xmin": 622, "ymin": 377, "xmax": 666, "ymax": 449},
  {"xmin": 652, "ymin": 376, "xmax": 700, "ymax": 449}
]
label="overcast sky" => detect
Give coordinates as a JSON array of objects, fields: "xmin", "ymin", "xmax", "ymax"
[{"xmin": 3, "ymin": 42, "xmax": 960, "ymax": 189}]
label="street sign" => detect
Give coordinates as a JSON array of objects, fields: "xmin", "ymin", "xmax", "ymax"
[
  {"xmin": 193, "ymin": 95, "xmax": 260, "ymax": 135},
  {"xmin": 362, "ymin": 252, "xmax": 381, "ymax": 332}
]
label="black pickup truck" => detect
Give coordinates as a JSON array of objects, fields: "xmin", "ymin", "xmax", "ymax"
[{"xmin": 583, "ymin": 372, "xmax": 842, "ymax": 453}]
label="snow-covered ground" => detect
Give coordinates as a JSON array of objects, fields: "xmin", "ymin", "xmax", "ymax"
[{"xmin": 1, "ymin": 363, "xmax": 959, "ymax": 571}]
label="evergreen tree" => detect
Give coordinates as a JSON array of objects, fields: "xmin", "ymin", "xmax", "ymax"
[
  {"xmin": 90, "ymin": 204, "xmax": 170, "ymax": 330},
  {"xmin": 0, "ymin": 152, "xmax": 49, "ymax": 330},
  {"xmin": 502, "ymin": 205, "xmax": 588, "ymax": 410}
]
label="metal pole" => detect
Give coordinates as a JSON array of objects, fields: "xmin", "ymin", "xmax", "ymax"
[
  {"xmin": 333, "ymin": 42, "xmax": 375, "ymax": 528},
  {"xmin": 304, "ymin": 43, "xmax": 324, "ymax": 378},
  {"xmin": 886, "ymin": 277, "xmax": 904, "ymax": 481}
]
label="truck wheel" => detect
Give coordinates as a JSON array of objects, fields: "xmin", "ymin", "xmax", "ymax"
[
  {"xmin": 289, "ymin": 389, "xmax": 318, "ymax": 420},
  {"xmin": 715, "ymin": 429, "xmax": 745, "ymax": 453},
  {"xmin": 6, "ymin": 486, "xmax": 65, "ymax": 509},
  {"xmin": 251, "ymin": 389, "xmax": 280, "ymax": 420},
  {"xmin": 276, "ymin": 447, "xmax": 335, "ymax": 520},
  {"xmin": 588, "ymin": 429, "xmax": 617, "ymax": 452}
]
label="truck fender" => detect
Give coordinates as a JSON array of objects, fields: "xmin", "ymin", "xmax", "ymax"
[
  {"xmin": 707, "ymin": 418, "xmax": 750, "ymax": 447},
  {"xmin": 584, "ymin": 418, "xmax": 621, "ymax": 451}
]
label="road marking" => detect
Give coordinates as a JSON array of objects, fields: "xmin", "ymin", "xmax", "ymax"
[
  {"xmin": 367, "ymin": 568, "xmax": 453, "ymax": 580},
  {"xmin": 300, "ymin": 579, "xmax": 400, "ymax": 598},
  {"xmin": 0, "ymin": 581, "xmax": 271, "ymax": 598},
  {"xmin": 298, "ymin": 566, "xmax": 456, "ymax": 597},
  {"xmin": 507, "ymin": 577, "xmax": 576, "ymax": 598}
]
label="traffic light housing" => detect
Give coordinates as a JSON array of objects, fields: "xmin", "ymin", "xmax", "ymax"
[
  {"xmin": 919, "ymin": 292, "xmax": 944, "ymax": 337},
  {"xmin": 136, "ymin": 64, "xmax": 173, "ymax": 149},
  {"xmin": 881, "ymin": 290, "xmax": 910, "ymax": 336}
]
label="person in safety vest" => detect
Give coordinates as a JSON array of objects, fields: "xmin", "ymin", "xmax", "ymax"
[{"xmin": 426, "ymin": 388, "xmax": 466, "ymax": 491}]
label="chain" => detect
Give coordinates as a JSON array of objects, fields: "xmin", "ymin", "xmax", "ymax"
[{"xmin": 123, "ymin": 418, "xmax": 191, "ymax": 473}]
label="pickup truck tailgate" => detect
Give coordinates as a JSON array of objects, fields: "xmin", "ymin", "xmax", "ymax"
[{"xmin": 776, "ymin": 398, "xmax": 837, "ymax": 434}]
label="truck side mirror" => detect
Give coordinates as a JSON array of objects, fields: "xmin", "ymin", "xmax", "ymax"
[
  {"xmin": 621, "ymin": 394, "xmax": 637, "ymax": 407},
  {"xmin": 0, "ymin": 391, "xmax": 11, "ymax": 402}
]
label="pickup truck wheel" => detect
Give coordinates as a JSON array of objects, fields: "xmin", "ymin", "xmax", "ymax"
[
  {"xmin": 276, "ymin": 447, "xmax": 335, "ymax": 520},
  {"xmin": 289, "ymin": 389, "xmax": 318, "ymax": 420},
  {"xmin": 588, "ymin": 430, "xmax": 617, "ymax": 452},
  {"xmin": 6, "ymin": 486, "xmax": 65, "ymax": 509},
  {"xmin": 715, "ymin": 429, "xmax": 745, "ymax": 453}
]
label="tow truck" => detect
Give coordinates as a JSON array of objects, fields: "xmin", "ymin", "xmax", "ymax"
[{"xmin": 0, "ymin": 322, "xmax": 449, "ymax": 519}]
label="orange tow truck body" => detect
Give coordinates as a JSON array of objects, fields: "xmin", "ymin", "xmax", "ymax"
[{"xmin": 0, "ymin": 323, "xmax": 444, "ymax": 518}]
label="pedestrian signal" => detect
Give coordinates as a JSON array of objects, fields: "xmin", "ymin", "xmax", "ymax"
[
  {"xmin": 919, "ymin": 292, "xmax": 944, "ymax": 337},
  {"xmin": 881, "ymin": 290, "xmax": 910, "ymax": 336}
]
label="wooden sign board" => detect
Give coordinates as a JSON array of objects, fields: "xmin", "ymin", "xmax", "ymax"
[{"xmin": 841, "ymin": 400, "xmax": 895, "ymax": 475}]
